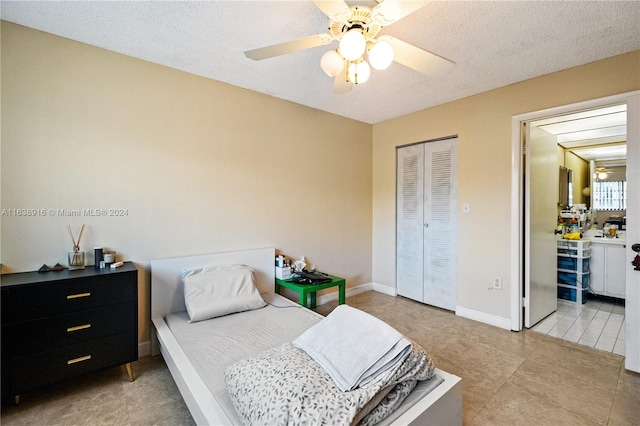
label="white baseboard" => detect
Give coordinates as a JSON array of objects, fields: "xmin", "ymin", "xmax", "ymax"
[
  {"xmin": 316, "ymin": 282, "xmax": 373, "ymax": 306},
  {"xmin": 139, "ymin": 340, "xmax": 151, "ymax": 357},
  {"xmin": 455, "ymin": 306, "xmax": 512, "ymax": 330},
  {"xmin": 372, "ymin": 283, "xmax": 397, "ymax": 296},
  {"xmin": 371, "ymin": 285, "xmax": 512, "ymax": 331}
]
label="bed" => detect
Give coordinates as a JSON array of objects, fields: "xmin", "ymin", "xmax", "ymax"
[{"xmin": 151, "ymin": 248, "xmax": 462, "ymax": 425}]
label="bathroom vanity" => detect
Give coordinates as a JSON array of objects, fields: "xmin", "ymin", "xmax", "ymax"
[{"xmin": 589, "ymin": 238, "xmax": 626, "ymax": 299}]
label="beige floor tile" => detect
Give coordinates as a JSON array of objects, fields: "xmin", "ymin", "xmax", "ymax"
[
  {"xmin": 0, "ymin": 356, "xmax": 193, "ymax": 426},
  {"xmin": 608, "ymin": 368, "xmax": 640, "ymax": 426},
  {"xmin": 509, "ymin": 358, "xmax": 615, "ymax": 424},
  {"xmin": 464, "ymin": 323, "xmax": 546, "ymax": 359},
  {"xmin": 0, "ymin": 368, "xmax": 125, "ymax": 425},
  {"xmin": 470, "ymin": 380, "xmax": 600, "ymax": 426},
  {"xmin": 430, "ymin": 337, "xmax": 527, "ymax": 422},
  {"xmin": 127, "ymin": 397, "xmax": 195, "ymax": 426},
  {"xmin": 527, "ymin": 337, "xmax": 623, "ymax": 390},
  {"xmin": 55, "ymin": 398, "xmax": 131, "ymax": 426}
]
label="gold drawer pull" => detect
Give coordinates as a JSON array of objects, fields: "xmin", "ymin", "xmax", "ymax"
[
  {"xmin": 67, "ymin": 355, "xmax": 91, "ymax": 365},
  {"xmin": 67, "ymin": 324, "xmax": 91, "ymax": 332},
  {"xmin": 67, "ymin": 292, "xmax": 91, "ymax": 300}
]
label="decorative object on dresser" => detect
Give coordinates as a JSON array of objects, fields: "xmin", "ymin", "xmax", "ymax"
[
  {"xmin": 66, "ymin": 224, "xmax": 86, "ymax": 270},
  {"xmin": 1, "ymin": 262, "xmax": 138, "ymax": 404}
]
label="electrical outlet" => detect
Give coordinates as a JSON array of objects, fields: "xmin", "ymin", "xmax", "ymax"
[{"xmin": 492, "ymin": 276, "xmax": 502, "ymax": 290}]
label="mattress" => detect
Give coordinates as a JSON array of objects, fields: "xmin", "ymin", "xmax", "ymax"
[{"xmin": 165, "ymin": 293, "xmax": 443, "ymax": 425}]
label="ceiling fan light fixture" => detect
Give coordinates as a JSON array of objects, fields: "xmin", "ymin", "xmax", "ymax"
[
  {"xmin": 368, "ymin": 40, "xmax": 394, "ymax": 70},
  {"xmin": 597, "ymin": 171, "xmax": 608, "ymax": 180},
  {"xmin": 347, "ymin": 60, "xmax": 371, "ymax": 84},
  {"xmin": 320, "ymin": 49, "xmax": 344, "ymax": 77},
  {"xmin": 339, "ymin": 28, "xmax": 366, "ymax": 61}
]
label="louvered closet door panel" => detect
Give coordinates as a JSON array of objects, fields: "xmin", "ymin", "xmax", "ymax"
[
  {"xmin": 396, "ymin": 144, "xmax": 425, "ymax": 302},
  {"xmin": 423, "ymin": 139, "xmax": 458, "ymax": 310}
]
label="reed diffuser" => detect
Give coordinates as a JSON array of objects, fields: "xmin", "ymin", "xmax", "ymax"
[{"xmin": 67, "ymin": 224, "xmax": 85, "ymax": 270}]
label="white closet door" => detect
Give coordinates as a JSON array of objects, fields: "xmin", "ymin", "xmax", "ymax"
[
  {"xmin": 396, "ymin": 144, "xmax": 425, "ymax": 302},
  {"xmin": 397, "ymin": 138, "xmax": 458, "ymax": 311},
  {"xmin": 423, "ymin": 138, "xmax": 458, "ymax": 311}
]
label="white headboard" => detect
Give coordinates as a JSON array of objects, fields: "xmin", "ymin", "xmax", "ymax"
[{"xmin": 150, "ymin": 247, "xmax": 275, "ymax": 321}]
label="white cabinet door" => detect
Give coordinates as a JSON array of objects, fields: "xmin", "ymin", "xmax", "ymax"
[
  {"xmin": 590, "ymin": 244, "xmax": 606, "ymax": 293},
  {"xmin": 589, "ymin": 242, "xmax": 626, "ymax": 298},
  {"xmin": 606, "ymin": 244, "xmax": 626, "ymax": 298}
]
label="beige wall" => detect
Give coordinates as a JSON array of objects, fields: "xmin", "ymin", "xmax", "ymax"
[
  {"xmin": 372, "ymin": 50, "xmax": 640, "ymax": 321},
  {"xmin": 0, "ymin": 22, "xmax": 373, "ymax": 343}
]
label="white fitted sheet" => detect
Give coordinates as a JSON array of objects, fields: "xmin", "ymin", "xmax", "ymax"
[
  {"xmin": 165, "ymin": 294, "xmax": 444, "ymax": 425},
  {"xmin": 165, "ymin": 294, "xmax": 321, "ymax": 423}
]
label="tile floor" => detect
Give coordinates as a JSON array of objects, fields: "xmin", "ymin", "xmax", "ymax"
[
  {"xmin": 321, "ymin": 292, "xmax": 637, "ymax": 425},
  {"xmin": 0, "ymin": 356, "xmax": 194, "ymax": 426},
  {"xmin": 531, "ymin": 296, "xmax": 626, "ymax": 355},
  {"xmin": 2, "ymin": 291, "xmax": 638, "ymax": 425}
]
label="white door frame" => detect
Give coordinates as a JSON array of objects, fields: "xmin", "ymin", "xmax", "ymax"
[{"xmin": 511, "ymin": 92, "xmax": 640, "ymax": 364}]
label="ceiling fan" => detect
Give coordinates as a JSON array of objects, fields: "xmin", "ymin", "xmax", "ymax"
[
  {"xmin": 244, "ymin": 0, "xmax": 455, "ymax": 94},
  {"xmin": 595, "ymin": 166, "xmax": 615, "ymax": 180}
]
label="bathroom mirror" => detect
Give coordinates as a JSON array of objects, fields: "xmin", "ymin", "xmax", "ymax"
[{"xmin": 559, "ymin": 166, "xmax": 573, "ymax": 207}]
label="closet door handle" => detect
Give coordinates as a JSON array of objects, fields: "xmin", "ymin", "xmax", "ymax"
[{"xmin": 424, "ymin": 223, "xmax": 429, "ymax": 228}]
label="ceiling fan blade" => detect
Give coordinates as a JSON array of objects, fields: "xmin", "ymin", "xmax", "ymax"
[
  {"xmin": 371, "ymin": 0, "xmax": 427, "ymax": 26},
  {"xmin": 379, "ymin": 35, "xmax": 454, "ymax": 78},
  {"xmin": 313, "ymin": 1, "xmax": 352, "ymax": 23},
  {"xmin": 333, "ymin": 65, "xmax": 352, "ymax": 94},
  {"xmin": 245, "ymin": 33, "xmax": 332, "ymax": 61}
]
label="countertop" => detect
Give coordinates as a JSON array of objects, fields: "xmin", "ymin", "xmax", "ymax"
[
  {"xmin": 556, "ymin": 235, "xmax": 626, "ymax": 245},
  {"xmin": 587, "ymin": 236, "xmax": 626, "ymax": 245}
]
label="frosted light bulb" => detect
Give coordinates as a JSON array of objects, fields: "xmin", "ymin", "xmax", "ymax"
[
  {"xmin": 320, "ymin": 50, "xmax": 344, "ymax": 77},
  {"xmin": 339, "ymin": 29, "xmax": 366, "ymax": 61},
  {"xmin": 347, "ymin": 60, "xmax": 371, "ymax": 84},
  {"xmin": 368, "ymin": 41, "xmax": 394, "ymax": 70}
]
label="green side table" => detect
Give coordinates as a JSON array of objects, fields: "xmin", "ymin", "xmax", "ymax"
[{"xmin": 275, "ymin": 274, "xmax": 345, "ymax": 308}]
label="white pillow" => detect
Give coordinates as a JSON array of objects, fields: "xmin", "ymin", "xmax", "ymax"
[{"xmin": 183, "ymin": 264, "xmax": 266, "ymax": 322}]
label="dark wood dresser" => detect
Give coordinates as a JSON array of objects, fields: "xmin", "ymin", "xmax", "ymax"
[{"xmin": 1, "ymin": 262, "xmax": 138, "ymax": 403}]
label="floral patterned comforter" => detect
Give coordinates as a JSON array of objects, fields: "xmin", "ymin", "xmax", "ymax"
[{"xmin": 224, "ymin": 339, "xmax": 434, "ymax": 426}]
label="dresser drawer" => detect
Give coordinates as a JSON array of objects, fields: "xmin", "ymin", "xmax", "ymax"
[
  {"xmin": 2, "ymin": 272, "xmax": 136, "ymax": 323},
  {"xmin": 9, "ymin": 331, "xmax": 137, "ymax": 395},
  {"xmin": 4, "ymin": 302, "xmax": 136, "ymax": 358}
]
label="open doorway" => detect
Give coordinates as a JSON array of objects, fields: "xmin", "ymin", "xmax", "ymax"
[
  {"xmin": 510, "ymin": 91, "xmax": 640, "ymax": 373},
  {"xmin": 527, "ymin": 105, "xmax": 627, "ymax": 355}
]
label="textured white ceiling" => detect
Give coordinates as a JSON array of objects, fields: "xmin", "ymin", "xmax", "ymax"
[{"xmin": 1, "ymin": 1, "xmax": 639, "ymax": 124}]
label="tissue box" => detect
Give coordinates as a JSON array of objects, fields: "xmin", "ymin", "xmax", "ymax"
[{"xmin": 275, "ymin": 266, "xmax": 291, "ymax": 280}]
